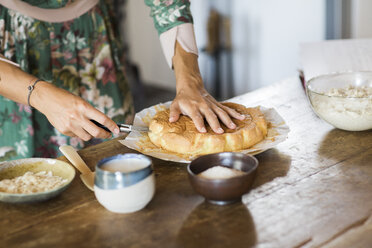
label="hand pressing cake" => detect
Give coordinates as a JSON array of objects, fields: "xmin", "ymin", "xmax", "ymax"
[{"xmin": 148, "ymin": 102, "xmax": 268, "ymax": 156}]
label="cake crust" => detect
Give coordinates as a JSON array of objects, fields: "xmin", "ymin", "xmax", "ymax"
[{"xmin": 148, "ymin": 102, "xmax": 268, "ymax": 156}]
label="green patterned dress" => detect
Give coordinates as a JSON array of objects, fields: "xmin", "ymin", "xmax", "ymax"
[{"xmin": 0, "ymin": 0, "xmax": 192, "ymax": 160}]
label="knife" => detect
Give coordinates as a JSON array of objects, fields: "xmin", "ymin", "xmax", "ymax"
[{"xmin": 90, "ymin": 119, "xmax": 149, "ymax": 133}]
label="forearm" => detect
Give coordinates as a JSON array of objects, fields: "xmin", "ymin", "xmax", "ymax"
[
  {"xmin": 0, "ymin": 57, "xmax": 117, "ymax": 139},
  {"xmin": 0, "ymin": 58, "xmax": 53, "ymax": 111},
  {"xmin": 0, "ymin": 59, "xmax": 35, "ymax": 104},
  {"xmin": 170, "ymin": 41, "xmax": 244, "ymax": 133},
  {"xmin": 172, "ymin": 41, "xmax": 204, "ymax": 92}
]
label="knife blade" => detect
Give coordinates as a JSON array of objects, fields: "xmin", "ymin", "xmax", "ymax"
[{"xmin": 90, "ymin": 119, "xmax": 149, "ymax": 133}]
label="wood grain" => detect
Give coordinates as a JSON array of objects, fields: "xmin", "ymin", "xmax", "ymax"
[{"xmin": 1, "ymin": 77, "xmax": 371, "ymax": 248}]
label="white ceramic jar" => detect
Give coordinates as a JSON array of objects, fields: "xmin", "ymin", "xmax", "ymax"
[{"xmin": 94, "ymin": 154, "xmax": 155, "ymax": 214}]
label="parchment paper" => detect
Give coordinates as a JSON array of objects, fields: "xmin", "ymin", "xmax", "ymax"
[{"xmin": 119, "ymin": 102, "xmax": 290, "ymax": 163}]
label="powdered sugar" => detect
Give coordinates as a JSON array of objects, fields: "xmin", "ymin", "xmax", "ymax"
[{"xmin": 198, "ymin": 166, "xmax": 246, "ymax": 179}]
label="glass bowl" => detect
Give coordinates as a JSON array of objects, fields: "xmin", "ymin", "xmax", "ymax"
[{"xmin": 306, "ymin": 71, "xmax": 372, "ymax": 131}]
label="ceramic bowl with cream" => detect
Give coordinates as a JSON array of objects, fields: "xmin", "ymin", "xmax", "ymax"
[{"xmin": 94, "ymin": 153, "xmax": 155, "ymax": 214}]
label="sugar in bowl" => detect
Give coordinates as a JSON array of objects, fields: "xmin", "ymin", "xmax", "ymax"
[{"xmin": 94, "ymin": 153, "xmax": 155, "ymax": 214}]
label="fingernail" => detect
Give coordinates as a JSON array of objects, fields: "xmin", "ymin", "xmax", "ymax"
[
  {"xmin": 229, "ymin": 122, "xmax": 236, "ymax": 129},
  {"xmin": 169, "ymin": 117, "xmax": 175, "ymax": 122},
  {"xmin": 239, "ymin": 114, "xmax": 245, "ymax": 120},
  {"xmin": 114, "ymin": 128, "xmax": 120, "ymax": 134},
  {"xmin": 200, "ymin": 127, "xmax": 207, "ymax": 133},
  {"xmin": 217, "ymin": 128, "xmax": 224, "ymax": 133}
]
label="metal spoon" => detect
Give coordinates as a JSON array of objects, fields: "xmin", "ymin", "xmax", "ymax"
[{"xmin": 59, "ymin": 145, "xmax": 94, "ymax": 191}]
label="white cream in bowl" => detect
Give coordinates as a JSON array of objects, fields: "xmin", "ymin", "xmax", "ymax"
[{"xmin": 306, "ymin": 72, "xmax": 372, "ymax": 131}]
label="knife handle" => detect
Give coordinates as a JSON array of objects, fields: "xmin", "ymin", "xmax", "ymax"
[{"xmin": 90, "ymin": 119, "xmax": 115, "ymax": 133}]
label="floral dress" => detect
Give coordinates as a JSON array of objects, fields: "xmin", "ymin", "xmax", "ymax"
[{"xmin": 0, "ymin": 0, "xmax": 192, "ymax": 160}]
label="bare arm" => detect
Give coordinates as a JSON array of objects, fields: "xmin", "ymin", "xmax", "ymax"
[
  {"xmin": 0, "ymin": 58, "xmax": 119, "ymax": 140},
  {"xmin": 170, "ymin": 41, "xmax": 245, "ymax": 134}
]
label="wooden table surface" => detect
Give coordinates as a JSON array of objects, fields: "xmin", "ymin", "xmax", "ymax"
[{"xmin": 1, "ymin": 77, "xmax": 371, "ymax": 248}]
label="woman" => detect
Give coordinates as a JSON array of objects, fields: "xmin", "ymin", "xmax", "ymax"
[{"xmin": 0, "ymin": 0, "xmax": 244, "ymax": 160}]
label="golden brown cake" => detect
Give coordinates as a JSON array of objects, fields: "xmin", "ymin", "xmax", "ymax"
[{"xmin": 148, "ymin": 102, "xmax": 268, "ymax": 156}]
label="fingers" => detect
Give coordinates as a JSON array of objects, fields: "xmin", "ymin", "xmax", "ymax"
[
  {"xmin": 169, "ymin": 103, "xmax": 181, "ymax": 123},
  {"xmin": 179, "ymin": 103, "xmax": 207, "ymax": 133},
  {"xmin": 84, "ymin": 105, "xmax": 119, "ymax": 136},
  {"xmin": 58, "ymin": 120, "xmax": 93, "ymax": 141},
  {"xmin": 65, "ymin": 102, "xmax": 116, "ymax": 140},
  {"xmin": 219, "ymin": 103, "xmax": 245, "ymax": 120},
  {"xmin": 67, "ymin": 116, "xmax": 113, "ymax": 140},
  {"xmin": 71, "ymin": 126, "xmax": 93, "ymax": 142},
  {"xmin": 81, "ymin": 119, "xmax": 112, "ymax": 139},
  {"xmin": 170, "ymin": 90, "xmax": 246, "ymax": 134},
  {"xmin": 189, "ymin": 110, "xmax": 207, "ymax": 133},
  {"xmin": 211, "ymin": 105, "xmax": 237, "ymax": 129},
  {"xmin": 42, "ymin": 88, "xmax": 117, "ymax": 141},
  {"xmin": 171, "ymin": 100, "xmax": 240, "ymax": 134},
  {"xmin": 200, "ymin": 106, "xmax": 224, "ymax": 134}
]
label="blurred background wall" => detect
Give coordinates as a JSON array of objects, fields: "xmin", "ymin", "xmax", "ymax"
[
  {"xmin": 124, "ymin": 0, "xmax": 175, "ymax": 90},
  {"xmin": 120, "ymin": 0, "xmax": 372, "ymax": 106}
]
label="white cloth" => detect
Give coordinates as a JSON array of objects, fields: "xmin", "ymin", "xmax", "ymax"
[
  {"xmin": 159, "ymin": 23, "xmax": 199, "ymax": 68},
  {"xmin": 0, "ymin": 57, "xmax": 20, "ymax": 67}
]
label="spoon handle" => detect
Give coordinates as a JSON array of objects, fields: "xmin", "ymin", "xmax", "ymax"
[{"xmin": 59, "ymin": 145, "xmax": 92, "ymax": 175}]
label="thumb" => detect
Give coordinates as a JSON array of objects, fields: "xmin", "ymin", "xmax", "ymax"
[{"xmin": 169, "ymin": 103, "xmax": 181, "ymax": 123}]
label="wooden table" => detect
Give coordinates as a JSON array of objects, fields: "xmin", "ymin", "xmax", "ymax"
[{"xmin": 1, "ymin": 77, "xmax": 371, "ymax": 248}]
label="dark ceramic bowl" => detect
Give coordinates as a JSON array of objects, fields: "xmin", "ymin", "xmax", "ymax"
[{"xmin": 187, "ymin": 152, "xmax": 258, "ymax": 205}]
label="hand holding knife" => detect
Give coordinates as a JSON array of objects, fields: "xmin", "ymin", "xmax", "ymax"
[{"xmin": 90, "ymin": 119, "xmax": 149, "ymax": 133}]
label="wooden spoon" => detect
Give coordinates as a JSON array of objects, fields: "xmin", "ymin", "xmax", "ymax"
[{"xmin": 59, "ymin": 145, "xmax": 95, "ymax": 191}]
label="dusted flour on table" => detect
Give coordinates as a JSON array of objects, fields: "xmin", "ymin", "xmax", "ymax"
[
  {"xmin": 309, "ymin": 85, "xmax": 372, "ymax": 131},
  {"xmin": 0, "ymin": 171, "xmax": 67, "ymax": 194},
  {"xmin": 198, "ymin": 166, "xmax": 246, "ymax": 180}
]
